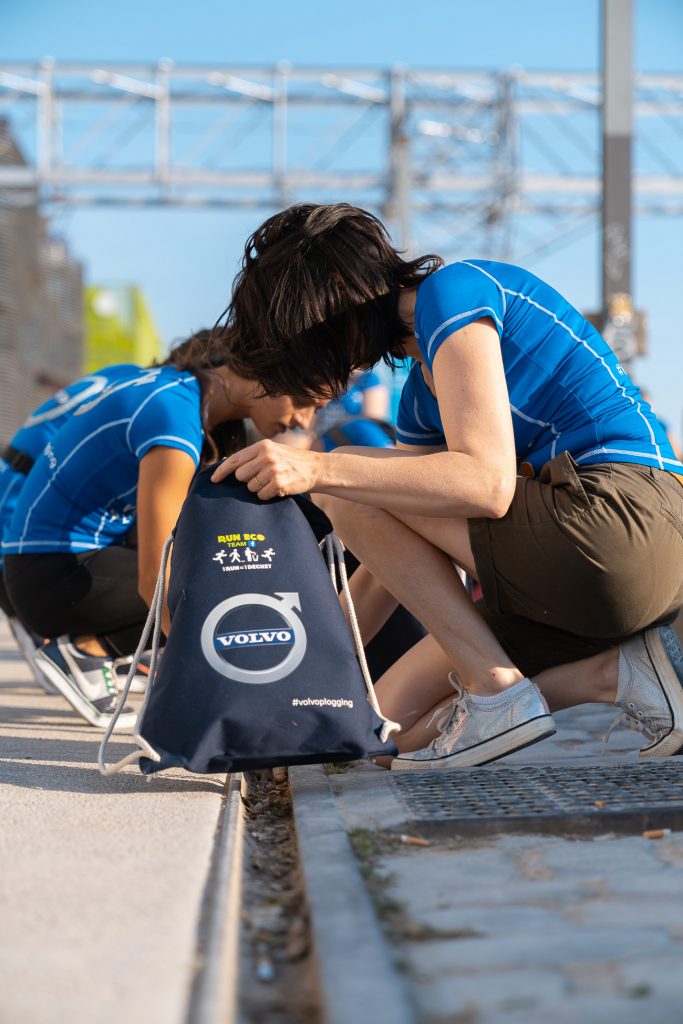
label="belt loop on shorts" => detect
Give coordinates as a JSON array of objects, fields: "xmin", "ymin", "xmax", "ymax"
[{"xmin": 541, "ymin": 450, "xmax": 580, "ymax": 488}]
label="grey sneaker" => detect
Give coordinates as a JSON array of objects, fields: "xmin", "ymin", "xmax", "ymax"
[
  {"xmin": 34, "ymin": 636, "xmax": 137, "ymax": 730},
  {"xmin": 391, "ymin": 675, "xmax": 555, "ymax": 771},
  {"xmin": 613, "ymin": 626, "xmax": 683, "ymax": 758},
  {"xmin": 6, "ymin": 616, "xmax": 58, "ymax": 694}
]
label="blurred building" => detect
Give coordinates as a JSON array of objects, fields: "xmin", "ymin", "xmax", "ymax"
[
  {"xmin": 0, "ymin": 119, "xmax": 84, "ymax": 448},
  {"xmin": 84, "ymin": 285, "xmax": 163, "ymax": 372}
]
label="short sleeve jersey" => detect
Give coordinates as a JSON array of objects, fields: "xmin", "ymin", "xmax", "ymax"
[
  {"xmin": 396, "ymin": 260, "xmax": 683, "ymax": 477},
  {"xmin": 3, "ymin": 364, "xmax": 203, "ymax": 555},
  {"xmin": 0, "ymin": 366, "xmax": 136, "ymax": 567}
]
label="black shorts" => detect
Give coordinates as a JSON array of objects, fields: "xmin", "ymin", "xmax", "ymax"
[{"xmin": 3, "ymin": 544, "xmax": 150, "ymax": 657}]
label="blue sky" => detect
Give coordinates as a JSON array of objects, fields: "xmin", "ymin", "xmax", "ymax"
[{"xmin": 3, "ymin": 0, "xmax": 682, "ymax": 431}]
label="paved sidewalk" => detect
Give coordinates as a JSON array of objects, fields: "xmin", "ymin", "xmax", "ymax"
[
  {"xmin": 328, "ymin": 707, "xmax": 683, "ymax": 1023},
  {"xmin": 0, "ymin": 621, "xmax": 224, "ymax": 1024}
]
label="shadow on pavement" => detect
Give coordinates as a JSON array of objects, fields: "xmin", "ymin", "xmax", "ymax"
[
  {"xmin": 0, "ymin": 703, "xmax": 81, "ymax": 723},
  {"xmin": 0, "ymin": 649, "xmax": 33, "ymax": 662},
  {"xmin": 0, "ymin": 733, "xmax": 225, "ymax": 794}
]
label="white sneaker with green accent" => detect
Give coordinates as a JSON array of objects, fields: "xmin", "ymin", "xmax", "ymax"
[
  {"xmin": 6, "ymin": 615, "xmax": 57, "ymax": 694},
  {"xmin": 112, "ymin": 650, "xmax": 154, "ymax": 695},
  {"xmin": 34, "ymin": 636, "xmax": 137, "ymax": 730},
  {"xmin": 391, "ymin": 675, "xmax": 555, "ymax": 771}
]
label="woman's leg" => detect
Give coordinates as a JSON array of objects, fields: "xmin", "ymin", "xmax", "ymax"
[
  {"xmin": 4, "ymin": 547, "xmax": 149, "ymax": 658},
  {"xmin": 374, "ymin": 632, "xmax": 619, "ymax": 756},
  {"xmin": 317, "ymin": 493, "xmax": 525, "ymax": 696}
]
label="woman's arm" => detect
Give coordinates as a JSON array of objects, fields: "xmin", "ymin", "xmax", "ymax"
[
  {"xmin": 213, "ymin": 320, "xmax": 517, "ymax": 520},
  {"xmin": 136, "ymin": 446, "xmax": 198, "ymax": 636}
]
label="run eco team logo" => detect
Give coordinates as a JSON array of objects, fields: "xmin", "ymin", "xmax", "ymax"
[{"xmin": 200, "ymin": 592, "xmax": 307, "ymax": 684}]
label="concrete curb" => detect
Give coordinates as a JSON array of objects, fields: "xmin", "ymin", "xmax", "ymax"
[
  {"xmin": 186, "ymin": 773, "xmax": 244, "ymax": 1024},
  {"xmin": 289, "ymin": 764, "xmax": 416, "ymax": 1024}
]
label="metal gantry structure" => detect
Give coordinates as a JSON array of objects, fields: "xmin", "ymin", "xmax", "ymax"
[{"xmin": 0, "ymin": 57, "xmax": 682, "ymax": 273}]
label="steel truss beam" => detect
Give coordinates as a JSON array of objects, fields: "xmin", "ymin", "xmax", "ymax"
[{"xmin": 1, "ymin": 60, "xmax": 682, "ymax": 261}]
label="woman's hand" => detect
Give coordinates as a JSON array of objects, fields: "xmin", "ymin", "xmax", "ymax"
[{"xmin": 211, "ymin": 439, "xmax": 323, "ymax": 499}]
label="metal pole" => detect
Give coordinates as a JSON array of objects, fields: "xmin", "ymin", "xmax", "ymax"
[
  {"xmin": 37, "ymin": 57, "xmax": 54, "ymax": 181},
  {"xmin": 388, "ymin": 65, "xmax": 410, "ymax": 251},
  {"xmin": 273, "ymin": 61, "xmax": 289, "ymax": 207},
  {"xmin": 601, "ymin": 0, "xmax": 633, "ymax": 320},
  {"xmin": 155, "ymin": 59, "xmax": 172, "ymax": 190}
]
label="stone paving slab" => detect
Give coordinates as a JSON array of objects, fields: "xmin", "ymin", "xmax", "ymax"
[
  {"xmin": 0, "ymin": 621, "xmax": 224, "ymax": 1024},
  {"xmin": 326, "ymin": 704, "xmax": 683, "ymax": 1021}
]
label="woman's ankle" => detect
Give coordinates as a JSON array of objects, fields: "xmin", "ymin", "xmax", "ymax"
[{"xmin": 72, "ymin": 635, "xmax": 108, "ymax": 658}]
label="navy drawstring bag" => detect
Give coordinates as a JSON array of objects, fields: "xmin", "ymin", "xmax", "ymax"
[{"xmin": 99, "ymin": 466, "xmax": 399, "ymax": 775}]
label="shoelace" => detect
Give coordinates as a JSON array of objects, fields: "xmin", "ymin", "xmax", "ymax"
[
  {"xmin": 602, "ymin": 700, "xmax": 665, "ymax": 754},
  {"xmin": 425, "ymin": 672, "xmax": 469, "ymax": 752}
]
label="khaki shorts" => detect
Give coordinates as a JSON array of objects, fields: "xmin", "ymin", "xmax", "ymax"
[{"xmin": 468, "ymin": 452, "xmax": 683, "ymax": 677}]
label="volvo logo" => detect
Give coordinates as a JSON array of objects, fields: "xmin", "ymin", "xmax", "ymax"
[
  {"xmin": 215, "ymin": 628, "xmax": 293, "ymax": 649},
  {"xmin": 200, "ymin": 592, "xmax": 307, "ymax": 685}
]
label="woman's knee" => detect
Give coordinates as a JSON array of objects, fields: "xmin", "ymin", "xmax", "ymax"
[{"xmin": 314, "ymin": 493, "xmax": 387, "ymax": 534}]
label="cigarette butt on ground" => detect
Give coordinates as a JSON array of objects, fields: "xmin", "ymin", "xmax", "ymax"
[
  {"xmin": 594, "ymin": 800, "xmax": 606, "ymax": 807},
  {"xmin": 399, "ymin": 834, "xmax": 431, "ymax": 847},
  {"xmin": 642, "ymin": 828, "xmax": 672, "ymax": 840}
]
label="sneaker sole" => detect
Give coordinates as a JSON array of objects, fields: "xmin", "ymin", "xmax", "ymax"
[
  {"xmin": 34, "ymin": 648, "xmax": 137, "ymax": 731},
  {"xmin": 640, "ymin": 629, "xmax": 683, "ymax": 758},
  {"xmin": 115, "ymin": 678, "xmax": 148, "ymax": 695},
  {"xmin": 6, "ymin": 619, "xmax": 58, "ymax": 695},
  {"xmin": 391, "ymin": 715, "xmax": 556, "ymax": 771}
]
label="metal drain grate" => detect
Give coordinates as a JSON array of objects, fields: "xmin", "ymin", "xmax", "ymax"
[{"xmin": 391, "ymin": 763, "xmax": 683, "ymax": 837}]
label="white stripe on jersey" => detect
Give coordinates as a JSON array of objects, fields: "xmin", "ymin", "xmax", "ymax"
[
  {"xmin": 134, "ymin": 435, "xmax": 201, "ymax": 461},
  {"xmin": 22, "ymin": 375, "xmax": 109, "ymax": 427},
  {"xmin": 575, "ymin": 447, "xmax": 683, "ymax": 468},
  {"xmin": 3, "ymin": 539, "xmax": 102, "ymax": 552},
  {"xmin": 465, "ymin": 265, "xmax": 664, "ymax": 471},
  {"xmin": 460, "ymin": 261, "xmax": 508, "ymax": 314},
  {"xmin": 17, "ymin": 418, "xmax": 129, "ymax": 552},
  {"xmin": 124, "ymin": 379, "xmax": 191, "ymax": 449},
  {"xmin": 510, "ymin": 404, "xmax": 561, "ymax": 459},
  {"xmin": 73, "ymin": 369, "xmax": 165, "ymax": 417},
  {"xmin": 426, "ymin": 306, "xmax": 504, "ymax": 360},
  {"xmin": 397, "ymin": 427, "xmax": 445, "ymax": 441},
  {"xmin": 15, "ymin": 374, "xmax": 201, "ymax": 554},
  {"xmin": 93, "ymin": 483, "xmax": 138, "ymax": 546},
  {"xmin": 413, "ymin": 397, "xmax": 440, "ymax": 435}
]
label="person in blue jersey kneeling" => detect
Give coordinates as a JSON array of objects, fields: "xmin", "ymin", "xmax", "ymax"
[
  {"xmin": 211, "ymin": 203, "xmax": 683, "ymax": 769},
  {"xmin": 2, "ymin": 330, "xmax": 325, "ymax": 731},
  {"xmin": 0, "ymin": 367, "xmax": 125, "ymax": 692}
]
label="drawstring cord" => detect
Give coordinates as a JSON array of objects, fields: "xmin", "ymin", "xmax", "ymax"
[
  {"xmin": 323, "ymin": 532, "xmax": 401, "ymax": 745},
  {"xmin": 97, "ymin": 533, "xmax": 173, "ymax": 776}
]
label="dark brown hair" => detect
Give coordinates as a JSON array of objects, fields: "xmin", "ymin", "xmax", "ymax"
[
  {"xmin": 219, "ymin": 203, "xmax": 441, "ymax": 401},
  {"xmin": 158, "ymin": 330, "xmax": 246, "ymax": 462}
]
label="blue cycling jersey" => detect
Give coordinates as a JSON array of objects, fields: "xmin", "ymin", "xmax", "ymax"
[
  {"xmin": 0, "ymin": 366, "xmax": 137, "ymax": 568},
  {"xmin": 3, "ymin": 364, "xmax": 203, "ymax": 556},
  {"xmin": 396, "ymin": 261, "xmax": 683, "ymax": 476}
]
